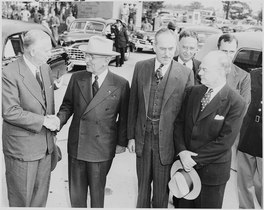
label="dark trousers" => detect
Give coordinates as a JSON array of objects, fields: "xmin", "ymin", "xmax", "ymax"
[
  {"xmin": 173, "ymin": 183, "xmax": 227, "ymax": 208},
  {"xmin": 116, "ymin": 47, "xmax": 125, "ymax": 66},
  {"xmin": 68, "ymin": 155, "xmax": 113, "ymax": 208},
  {"xmin": 4, "ymin": 154, "xmax": 51, "ymax": 207},
  {"xmin": 136, "ymin": 129, "xmax": 172, "ymax": 208}
]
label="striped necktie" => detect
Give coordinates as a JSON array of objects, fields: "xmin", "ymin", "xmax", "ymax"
[
  {"xmin": 92, "ymin": 75, "xmax": 99, "ymax": 97},
  {"xmin": 155, "ymin": 64, "xmax": 164, "ymax": 83}
]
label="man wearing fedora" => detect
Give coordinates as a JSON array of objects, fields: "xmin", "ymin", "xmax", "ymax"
[
  {"xmin": 127, "ymin": 28, "xmax": 194, "ymax": 208},
  {"xmin": 57, "ymin": 36, "xmax": 130, "ymax": 208},
  {"xmin": 173, "ymin": 51, "xmax": 246, "ymax": 208}
]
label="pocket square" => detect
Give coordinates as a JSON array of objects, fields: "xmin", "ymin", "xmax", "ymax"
[{"xmin": 214, "ymin": 115, "xmax": 224, "ymax": 120}]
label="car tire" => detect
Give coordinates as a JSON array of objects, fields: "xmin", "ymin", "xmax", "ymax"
[
  {"xmin": 124, "ymin": 47, "xmax": 130, "ymax": 61},
  {"xmin": 137, "ymin": 48, "xmax": 143, "ymax": 52}
]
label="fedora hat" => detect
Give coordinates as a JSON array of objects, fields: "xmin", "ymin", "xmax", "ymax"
[
  {"xmin": 79, "ymin": 36, "xmax": 119, "ymax": 56},
  {"xmin": 168, "ymin": 160, "xmax": 201, "ymax": 200},
  {"xmin": 51, "ymin": 144, "xmax": 62, "ymax": 171}
]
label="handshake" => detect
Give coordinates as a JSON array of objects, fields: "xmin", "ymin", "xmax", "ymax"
[{"xmin": 43, "ymin": 115, "xmax": 60, "ymax": 131}]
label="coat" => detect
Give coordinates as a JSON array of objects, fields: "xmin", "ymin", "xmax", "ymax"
[
  {"xmin": 57, "ymin": 70, "xmax": 130, "ymax": 162},
  {"xmin": 174, "ymin": 84, "xmax": 247, "ymax": 185},
  {"xmin": 127, "ymin": 58, "xmax": 194, "ymax": 165},
  {"xmin": 2, "ymin": 56, "xmax": 55, "ymax": 161}
]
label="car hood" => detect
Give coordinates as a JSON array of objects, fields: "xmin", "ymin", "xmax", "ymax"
[{"xmin": 60, "ymin": 31, "xmax": 102, "ymax": 42}]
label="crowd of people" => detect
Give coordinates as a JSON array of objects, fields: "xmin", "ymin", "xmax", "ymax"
[
  {"xmin": 2, "ymin": 2, "xmax": 78, "ymax": 41},
  {"xmin": 1, "ymin": 6, "xmax": 262, "ymax": 209}
]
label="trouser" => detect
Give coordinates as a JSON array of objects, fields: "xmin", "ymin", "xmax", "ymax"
[
  {"xmin": 237, "ymin": 151, "xmax": 262, "ymax": 208},
  {"xmin": 136, "ymin": 129, "xmax": 171, "ymax": 208},
  {"xmin": 174, "ymin": 183, "xmax": 227, "ymax": 208},
  {"xmin": 68, "ymin": 155, "xmax": 113, "ymax": 208},
  {"xmin": 4, "ymin": 154, "xmax": 51, "ymax": 207},
  {"xmin": 116, "ymin": 47, "xmax": 126, "ymax": 66}
]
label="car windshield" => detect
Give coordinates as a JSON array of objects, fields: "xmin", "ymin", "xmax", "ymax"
[{"xmin": 70, "ymin": 21, "xmax": 105, "ymax": 32}]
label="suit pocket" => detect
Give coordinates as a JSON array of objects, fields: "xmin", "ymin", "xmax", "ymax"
[{"xmin": 4, "ymin": 123, "xmax": 33, "ymax": 137}]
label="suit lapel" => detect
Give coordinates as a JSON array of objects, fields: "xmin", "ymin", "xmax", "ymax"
[
  {"xmin": 197, "ymin": 85, "xmax": 229, "ymax": 121},
  {"xmin": 192, "ymin": 85, "xmax": 207, "ymax": 123},
  {"xmin": 227, "ymin": 64, "xmax": 238, "ymax": 89},
  {"xmin": 83, "ymin": 71, "xmax": 118, "ymax": 114},
  {"xmin": 77, "ymin": 72, "xmax": 93, "ymax": 105},
  {"xmin": 19, "ymin": 57, "xmax": 46, "ymax": 109},
  {"xmin": 143, "ymin": 58, "xmax": 155, "ymax": 115},
  {"xmin": 161, "ymin": 61, "xmax": 180, "ymax": 110}
]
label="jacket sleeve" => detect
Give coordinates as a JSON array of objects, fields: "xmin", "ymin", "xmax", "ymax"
[
  {"xmin": 127, "ymin": 63, "xmax": 139, "ymax": 139},
  {"xmin": 2, "ymin": 68, "xmax": 44, "ymax": 133},
  {"xmin": 193, "ymin": 97, "xmax": 247, "ymax": 169},
  {"xmin": 57, "ymin": 74, "xmax": 75, "ymax": 128},
  {"xmin": 117, "ymin": 80, "xmax": 130, "ymax": 147},
  {"xmin": 240, "ymin": 72, "xmax": 251, "ymax": 107}
]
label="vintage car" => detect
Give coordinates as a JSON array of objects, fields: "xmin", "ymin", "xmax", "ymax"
[
  {"xmin": 58, "ymin": 17, "xmax": 134, "ymax": 68},
  {"xmin": 196, "ymin": 32, "xmax": 262, "ymax": 73},
  {"xmin": 2, "ymin": 19, "xmax": 69, "ymax": 81},
  {"xmin": 179, "ymin": 25, "xmax": 223, "ymax": 49},
  {"xmin": 131, "ymin": 29, "xmax": 155, "ymax": 52}
]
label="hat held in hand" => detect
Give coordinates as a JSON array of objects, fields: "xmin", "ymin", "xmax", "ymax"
[
  {"xmin": 79, "ymin": 36, "xmax": 120, "ymax": 56},
  {"xmin": 168, "ymin": 160, "xmax": 201, "ymax": 200}
]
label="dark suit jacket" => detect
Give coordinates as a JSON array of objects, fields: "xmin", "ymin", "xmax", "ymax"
[
  {"xmin": 2, "ymin": 56, "xmax": 55, "ymax": 161},
  {"xmin": 238, "ymin": 68, "xmax": 262, "ymax": 157},
  {"xmin": 127, "ymin": 58, "xmax": 194, "ymax": 165},
  {"xmin": 174, "ymin": 84, "xmax": 246, "ymax": 185},
  {"xmin": 57, "ymin": 70, "xmax": 130, "ymax": 162},
  {"xmin": 227, "ymin": 64, "xmax": 251, "ymax": 106},
  {"xmin": 112, "ymin": 25, "xmax": 129, "ymax": 48},
  {"xmin": 173, "ymin": 56, "xmax": 201, "ymax": 85}
]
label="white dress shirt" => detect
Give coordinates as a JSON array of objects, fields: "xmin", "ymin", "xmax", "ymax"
[
  {"xmin": 92, "ymin": 69, "xmax": 108, "ymax": 88},
  {"xmin": 154, "ymin": 59, "xmax": 170, "ymax": 76},
  {"xmin": 23, "ymin": 55, "xmax": 38, "ymax": 77},
  {"xmin": 178, "ymin": 56, "xmax": 193, "ymax": 70},
  {"xmin": 207, "ymin": 82, "xmax": 226, "ymax": 103}
]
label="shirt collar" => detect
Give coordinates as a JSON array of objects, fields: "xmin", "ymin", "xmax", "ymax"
[
  {"xmin": 92, "ymin": 69, "xmax": 108, "ymax": 88},
  {"xmin": 178, "ymin": 56, "xmax": 193, "ymax": 69},
  {"xmin": 155, "ymin": 59, "xmax": 170, "ymax": 76},
  {"xmin": 207, "ymin": 82, "xmax": 226, "ymax": 101},
  {"xmin": 23, "ymin": 55, "xmax": 38, "ymax": 77}
]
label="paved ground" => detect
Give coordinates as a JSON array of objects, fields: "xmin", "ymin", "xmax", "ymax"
[{"xmin": 1, "ymin": 51, "xmax": 240, "ymax": 208}]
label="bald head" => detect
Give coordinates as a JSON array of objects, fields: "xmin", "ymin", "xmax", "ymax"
[
  {"xmin": 199, "ymin": 50, "xmax": 231, "ymax": 88},
  {"xmin": 24, "ymin": 29, "xmax": 51, "ymax": 52}
]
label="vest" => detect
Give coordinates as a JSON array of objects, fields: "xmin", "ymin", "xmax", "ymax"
[{"xmin": 146, "ymin": 65, "xmax": 171, "ymax": 135}]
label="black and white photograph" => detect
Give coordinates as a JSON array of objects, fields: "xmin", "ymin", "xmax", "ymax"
[{"xmin": 1, "ymin": 0, "xmax": 263, "ymax": 208}]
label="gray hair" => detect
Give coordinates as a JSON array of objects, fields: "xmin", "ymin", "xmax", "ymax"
[
  {"xmin": 23, "ymin": 29, "xmax": 51, "ymax": 51},
  {"xmin": 154, "ymin": 28, "xmax": 177, "ymax": 46},
  {"xmin": 209, "ymin": 50, "xmax": 232, "ymax": 75}
]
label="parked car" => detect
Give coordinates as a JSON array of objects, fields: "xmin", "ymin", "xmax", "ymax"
[
  {"xmin": 131, "ymin": 29, "xmax": 155, "ymax": 52},
  {"xmin": 58, "ymin": 17, "xmax": 134, "ymax": 68},
  {"xmin": 196, "ymin": 32, "xmax": 262, "ymax": 73},
  {"xmin": 179, "ymin": 25, "xmax": 223, "ymax": 49},
  {"xmin": 2, "ymin": 19, "xmax": 69, "ymax": 81}
]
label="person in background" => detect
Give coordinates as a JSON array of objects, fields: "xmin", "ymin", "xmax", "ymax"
[
  {"xmin": 127, "ymin": 28, "xmax": 194, "ymax": 208},
  {"xmin": 2, "ymin": 29, "xmax": 60, "ymax": 207},
  {"xmin": 174, "ymin": 51, "xmax": 246, "ymax": 208},
  {"xmin": 66, "ymin": 10, "xmax": 75, "ymax": 30},
  {"xmin": 237, "ymin": 68, "xmax": 262, "ymax": 209},
  {"xmin": 20, "ymin": 6, "xmax": 31, "ymax": 22},
  {"xmin": 120, "ymin": 3, "xmax": 129, "ymax": 24},
  {"xmin": 217, "ymin": 33, "xmax": 251, "ymax": 171},
  {"xmin": 111, "ymin": 19, "xmax": 129, "ymax": 67},
  {"xmin": 173, "ymin": 30, "xmax": 201, "ymax": 85},
  {"xmin": 49, "ymin": 10, "xmax": 60, "ymax": 42},
  {"xmin": 57, "ymin": 36, "xmax": 130, "ymax": 208},
  {"xmin": 128, "ymin": 19, "xmax": 135, "ymax": 32}
]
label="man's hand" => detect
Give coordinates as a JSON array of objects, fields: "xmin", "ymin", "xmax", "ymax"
[
  {"xmin": 178, "ymin": 150, "xmax": 198, "ymax": 172},
  {"xmin": 127, "ymin": 139, "xmax": 135, "ymax": 153},
  {"xmin": 115, "ymin": 145, "xmax": 126, "ymax": 154},
  {"xmin": 43, "ymin": 115, "xmax": 60, "ymax": 131}
]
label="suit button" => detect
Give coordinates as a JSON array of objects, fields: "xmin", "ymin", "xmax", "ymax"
[{"xmin": 96, "ymin": 135, "xmax": 100, "ymax": 138}]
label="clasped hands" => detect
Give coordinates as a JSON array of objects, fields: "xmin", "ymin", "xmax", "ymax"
[{"xmin": 43, "ymin": 115, "xmax": 60, "ymax": 131}]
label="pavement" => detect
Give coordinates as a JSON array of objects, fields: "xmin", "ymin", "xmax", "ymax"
[{"xmin": 1, "ymin": 52, "xmax": 240, "ymax": 208}]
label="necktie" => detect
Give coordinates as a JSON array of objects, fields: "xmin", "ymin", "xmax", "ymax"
[
  {"xmin": 183, "ymin": 63, "xmax": 186, "ymax": 66},
  {"xmin": 155, "ymin": 64, "xmax": 164, "ymax": 83},
  {"xmin": 92, "ymin": 75, "xmax": 99, "ymax": 97},
  {"xmin": 201, "ymin": 88, "xmax": 213, "ymax": 111},
  {"xmin": 36, "ymin": 68, "xmax": 44, "ymax": 90}
]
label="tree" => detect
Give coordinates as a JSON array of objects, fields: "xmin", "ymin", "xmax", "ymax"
[
  {"xmin": 143, "ymin": 2, "xmax": 164, "ymax": 22},
  {"xmin": 189, "ymin": 1, "xmax": 204, "ymax": 10},
  {"xmin": 258, "ymin": 10, "xmax": 262, "ymax": 23},
  {"xmin": 222, "ymin": 1, "xmax": 252, "ymax": 20}
]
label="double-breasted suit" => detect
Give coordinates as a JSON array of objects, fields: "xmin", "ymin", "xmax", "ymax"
[
  {"xmin": 57, "ymin": 70, "xmax": 129, "ymax": 207},
  {"xmin": 128, "ymin": 58, "xmax": 194, "ymax": 207},
  {"xmin": 174, "ymin": 84, "xmax": 247, "ymax": 208},
  {"xmin": 2, "ymin": 56, "xmax": 56, "ymax": 206}
]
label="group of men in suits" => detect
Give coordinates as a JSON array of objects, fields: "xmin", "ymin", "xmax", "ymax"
[{"xmin": 2, "ymin": 26, "xmax": 256, "ymax": 209}]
